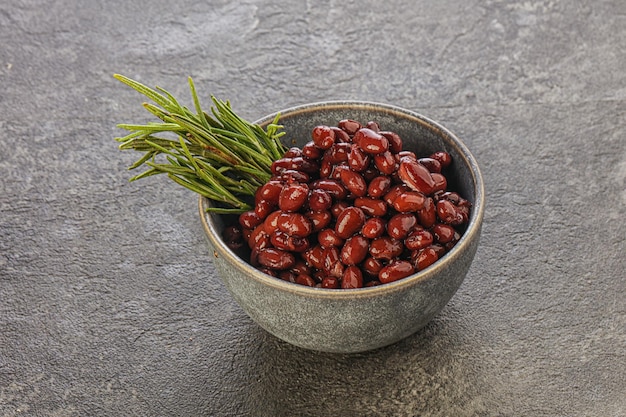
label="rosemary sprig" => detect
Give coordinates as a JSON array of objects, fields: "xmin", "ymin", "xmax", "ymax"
[{"xmin": 114, "ymin": 74, "xmax": 287, "ymax": 213}]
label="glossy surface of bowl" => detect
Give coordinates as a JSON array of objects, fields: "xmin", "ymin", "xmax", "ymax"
[{"xmin": 199, "ymin": 101, "xmax": 484, "ymax": 353}]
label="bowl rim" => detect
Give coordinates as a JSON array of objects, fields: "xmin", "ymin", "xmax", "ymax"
[{"xmin": 199, "ymin": 100, "xmax": 484, "ymax": 299}]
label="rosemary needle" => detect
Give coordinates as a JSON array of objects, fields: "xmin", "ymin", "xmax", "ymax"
[{"xmin": 113, "ymin": 74, "xmax": 287, "ymax": 213}]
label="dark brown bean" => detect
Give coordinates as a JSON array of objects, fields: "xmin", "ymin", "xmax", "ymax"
[{"xmin": 379, "ymin": 260, "xmax": 415, "ymax": 284}]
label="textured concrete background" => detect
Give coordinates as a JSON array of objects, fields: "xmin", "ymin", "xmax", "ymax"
[{"xmin": 1, "ymin": 0, "xmax": 625, "ymax": 416}]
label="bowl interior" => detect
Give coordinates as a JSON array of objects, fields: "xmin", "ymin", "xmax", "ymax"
[{"xmin": 203, "ymin": 101, "xmax": 484, "ymax": 294}]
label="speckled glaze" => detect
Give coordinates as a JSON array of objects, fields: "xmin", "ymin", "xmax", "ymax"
[{"xmin": 199, "ymin": 101, "xmax": 484, "ymax": 353}]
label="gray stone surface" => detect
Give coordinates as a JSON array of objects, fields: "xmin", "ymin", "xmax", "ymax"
[{"xmin": 1, "ymin": 0, "xmax": 624, "ymax": 416}]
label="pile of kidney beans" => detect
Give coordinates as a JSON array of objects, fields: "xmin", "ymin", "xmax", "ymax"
[{"xmin": 221, "ymin": 119, "xmax": 471, "ymax": 289}]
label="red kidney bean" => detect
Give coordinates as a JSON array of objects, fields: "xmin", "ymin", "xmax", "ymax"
[
  {"xmin": 367, "ymin": 176, "xmax": 392, "ymax": 198},
  {"xmin": 321, "ymin": 276, "xmax": 340, "ymax": 289},
  {"xmin": 319, "ymin": 158, "xmax": 333, "ymax": 178},
  {"xmin": 222, "ymin": 225, "xmax": 243, "ymax": 244},
  {"xmin": 353, "ymin": 128, "xmax": 389, "ymax": 154},
  {"xmin": 362, "ymin": 257, "xmax": 384, "ymax": 277},
  {"xmin": 379, "ymin": 260, "xmax": 415, "ymax": 284},
  {"xmin": 328, "ymin": 143, "xmax": 351, "ymax": 164},
  {"xmin": 430, "ymin": 244, "xmax": 447, "ymax": 258},
  {"xmin": 311, "ymin": 179, "xmax": 348, "ymax": 200},
  {"xmin": 404, "ymin": 228, "xmax": 434, "ymax": 251},
  {"xmin": 430, "ymin": 151, "xmax": 452, "ymax": 168},
  {"xmin": 239, "ymin": 210, "xmax": 263, "ymax": 229},
  {"xmin": 303, "ymin": 245, "xmax": 325, "ymax": 270},
  {"xmin": 278, "ymin": 270, "xmax": 297, "ymax": 282},
  {"xmin": 366, "ymin": 121, "xmax": 381, "ymax": 132},
  {"xmin": 418, "ymin": 157, "xmax": 442, "ymax": 173},
  {"xmin": 263, "ymin": 210, "xmax": 282, "ymax": 235},
  {"xmin": 328, "ymin": 260, "xmax": 345, "ymax": 278},
  {"xmin": 398, "ymin": 160, "xmax": 436, "ymax": 194},
  {"xmin": 256, "ymin": 180, "xmax": 283, "ymax": 205},
  {"xmin": 354, "ymin": 197, "xmax": 388, "ymax": 217},
  {"xmin": 387, "ymin": 213, "xmax": 418, "ymax": 240},
  {"xmin": 392, "ymin": 191, "xmax": 427, "ymax": 212},
  {"xmin": 380, "ymin": 131, "xmax": 403, "ymax": 153},
  {"xmin": 249, "ymin": 225, "xmax": 271, "ymax": 250},
  {"xmin": 342, "ymin": 266, "xmax": 364, "ymax": 289},
  {"xmin": 383, "ymin": 184, "xmax": 411, "ymax": 206},
  {"xmin": 369, "ymin": 237, "xmax": 403, "ymax": 260},
  {"xmin": 340, "ymin": 235, "xmax": 369, "ymax": 265},
  {"xmin": 271, "ymin": 231, "xmax": 310, "ymax": 252},
  {"xmin": 318, "ymin": 228, "xmax": 344, "ymax": 248},
  {"xmin": 290, "ymin": 260, "xmax": 312, "ymax": 276},
  {"xmin": 257, "ymin": 248, "xmax": 296, "ymax": 270},
  {"xmin": 254, "ymin": 199, "xmax": 275, "ymax": 219},
  {"xmin": 398, "ymin": 150, "xmax": 417, "ymax": 162},
  {"xmin": 431, "ymin": 173, "xmax": 447, "ymax": 193},
  {"xmin": 436, "ymin": 199, "xmax": 465, "ymax": 225},
  {"xmin": 338, "ymin": 119, "xmax": 362, "ymax": 136},
  {"xmin": 296, "ymin": 274, "xmax": 317, "ymax": 287},
  {"xmin": 335, "ymin": 207, "xmax": 366, "ymax": 239},
  {"xmin": 302, "ymin": 141, "xmax": 321, "ymax": 159},
  {"xmin": 305, "ymin": 210, "xmax": 332, "ymax": 232},
  {"xmin": 374, "ymin": 151, "xmax": 397, "ymax": 175},
  {"xmin": 340, "ymin": 168, "xmax": 367, "ymax": 197},
  {"xmin": 258, "ymin": 267, "xmax": 277, "ymax": 277},
  {"xmin": 312, "ymin": 125, "xmax": 336, "ymax": 149},
  {"xmin": 284, "ymin": 147, "xmax": 303, "ymax": 158},
  {"xmin": 308, "ymin": 189, "xmax": 332, "ymax": 212},
  {"xmin": 417, "ymin": 197, "xmax": 437, "ymax": 229},
  {"xmin": 279, "ymin": 183, "xmax": 309, "ymax": 212},
  {"xmin": 277, "ymin": 212, "xmax": 313, "ymax": 237},
  {"xmin": 275, "ymin": 169, "xmax": 310, "ymax": 184},
  {"xmin": 330, "ymin": 201, "xmax": 350, "ymax": 218},
  {"xmin": 331, "ymin": 126, "xmax": 352, "ymax": 143},
  {"xmin": 361, "ymin": 217, "xmax": 386, "ymax": 239},
  {"xmin": 413, "ymin": 247, "xmax": 439, "ymax": 271},
  {"xmin": 348, "ymin": 144, "xmax": 370, "ymax": 172},
  {"xmin": 322, "ymin": 246, "xmax": 340, "ymax": 271},
  {"xmin": 432, "ymin": 223, "xmax": 457, "ymax": 244}
]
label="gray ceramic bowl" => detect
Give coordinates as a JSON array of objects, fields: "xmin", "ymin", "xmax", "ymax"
[{"xmin": 199, "ymin": 101, "xmax": 484, "ymax": 353}]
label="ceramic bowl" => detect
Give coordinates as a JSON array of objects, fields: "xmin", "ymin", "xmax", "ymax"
[{"xmin": 199, "ymin": 101, "xmax": 484, "ymax": 353}]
